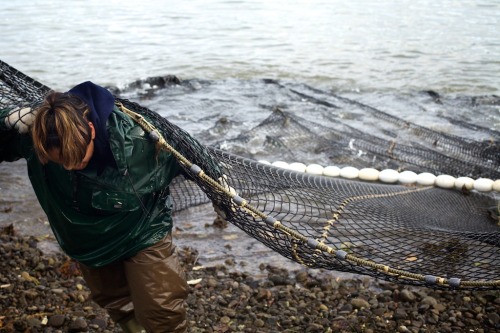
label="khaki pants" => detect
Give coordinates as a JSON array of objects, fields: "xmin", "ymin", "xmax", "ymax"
[{"xmin": 79, "ymin": 233, "xmax": 189, "ymax": 333}]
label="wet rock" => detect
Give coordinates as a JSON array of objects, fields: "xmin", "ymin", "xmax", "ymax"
[
  {"xmin": 90, "ymin": 317, "xmax": 107, "ymax": 330},
  {"xmin": 487, "ymin": 312, "xmax": 500, "ymax": 326},
  {"xmin": 68, "ymin": 317, "xmax": 88, "ymax": 332},
  {"xmin": 206, "ymin": 278, "xmax": 218, "ymax": 288},
  {"xmin": 338, "ymin": 303, "xmax": 353, "ymax": 314},
  {"xmin": 295, "ymin": 271, "xmax": 309, "ymax": 283},
  {"xmin": 400, "ymin": 289, "xmax": 416, "ymax": 302},
  {"xmin": 393, "ymin": 308, "xmax": 408, "ymax": 320},
  {"xmin": 26, "ymin": 317, "xmax": 41, "ymax": 329},
  {"xmin": 420, "ymin": 296, "xmax": 438, "ymax": 307},
  {"xmin": 351, "ymin": 297, "xmax": 370, "ymax": 309},
  {"xmin": 48, "ymin": 314, "xmax": 66, "ymax": 327},
  {"xmin": 268, "ymin": 274, "xmax": 287, "ymax": 285},
  {"xmin": 254, "ymin": 318, "xmax": 265, "ymax": 327}
]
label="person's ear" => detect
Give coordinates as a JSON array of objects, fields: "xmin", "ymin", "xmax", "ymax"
[{"xmin": 88, "ymin": 122, "xmax": 96, "ymax": 140}]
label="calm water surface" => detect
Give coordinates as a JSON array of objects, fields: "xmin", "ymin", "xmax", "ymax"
[{"xmin": 1, "ymin": 0, "xmax": 499, "ymax": 93}]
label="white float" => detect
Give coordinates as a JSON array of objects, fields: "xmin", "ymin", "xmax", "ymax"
[
  {"xmin": 416, "ymin": 172, "xmax": 436, "ymax": 186},
  {"xmin": 435, "ymin": 175, "xmax": 456, "ymax": 189},
  {"xmin": 358, "ymin": 168, "xmax": 379, "ymax": 181},
  {"xmin": 323, "ymin": 166, "xmax": 341, "ymax": 177},
  {"xmin": 379, "ymin": 169, "xmax": 399, "ymax": 183},
  {"xmin": 474, "ymin": 178, "xmax": 494, "ymax": 192},
  {"xmin": 306, "ymin": 164, "xmax": 324, "ymax": 175},
  {"xmin": 288, "ymin": 162, "xmax": 307, "ymax": 172},
  {"xmin": 398, "ymin": 171, "xmax": 418, "ymax": 184},
  {"xmin": 340, "ymin": 166, "xmax": 359, "ymax": 179},
  {"xmin": 272, "ymin": 161, "xmax": 289, "ymax": 169},
  {"xmin": 263, "ymin": 159, "xmax": 499, "ymax": 193},
  {"xmin": 493, "ymin": 180, "xmax": 500, "ymax": 192},
  {"xmin": 454, "ymin": 177, "xmax": 475, "ymax": 191}
]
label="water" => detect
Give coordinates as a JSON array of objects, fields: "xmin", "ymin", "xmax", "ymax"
[
  {"xmin": 1, "ymin": 0, "xmax": 499, "ymax": 274},
  {"xmin": 0, "ymin": 0, "xmax": 499, "ymax": 93}
]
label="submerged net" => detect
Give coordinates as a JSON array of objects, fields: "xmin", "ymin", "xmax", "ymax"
[{"xmin": 1, "ymin": 60, "xmax": 499, "ymax": 290}]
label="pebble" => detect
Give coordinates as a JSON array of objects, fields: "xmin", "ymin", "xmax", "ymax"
[
  {"xmin": 399, "ymin": 289, "xmax": 416, "ymax": 302},
  {"xmin": 350, "ymin": 298, "xmax": 370, "ymax": 309},
  {"xmin": 68, "ymin": 317, "xmax": 87, "ymax": 332},
  {"xmin": 254, "ymin": 319, "xmax": 265, "ymax": 327},
  {"xmin": 488, "ymin": 313, "xmax": 500, "ymax": 326},
  {"xmin": 421, "ymin": 296, "xmax": 438, "ymax": 307},
  {"xmin": 393, "ymin": 308, "xmax": 408, "ymax": 320}
]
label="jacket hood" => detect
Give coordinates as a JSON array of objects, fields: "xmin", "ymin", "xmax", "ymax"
[{"xmin": 68, "ymin": 81, "xmax": 116, "ymax": 170}]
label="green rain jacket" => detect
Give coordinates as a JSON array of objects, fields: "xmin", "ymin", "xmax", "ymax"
[{"xmin": 0, "ymin": 103, "xmax": 182, "ymax": 268}]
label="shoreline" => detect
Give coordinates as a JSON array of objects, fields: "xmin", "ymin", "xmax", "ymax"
[{"xmin": 0, "ymin": 227, "xmax": 499, "ymax": 333}]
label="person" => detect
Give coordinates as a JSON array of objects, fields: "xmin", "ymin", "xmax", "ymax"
[{"xmin": 0, "ymin": 81, "xmax": 189, "ymax": 333}]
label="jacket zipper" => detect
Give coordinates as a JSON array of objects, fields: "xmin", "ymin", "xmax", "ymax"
[{"xmin": 72, "ymin": 171, "xmax": 80, "ymax": 211}]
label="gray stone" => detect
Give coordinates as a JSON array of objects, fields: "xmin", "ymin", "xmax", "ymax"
[
  {"xmin": 48, "ymin": 315, "xmax": 66, "ymax": 328},
  {"xmin": 350, "ymin": 298, "xmax": 370, "ymax": 309},
  {"xmin": 68, "ymin": 317, "xmax": 88, "ymax": 332},
  {"xmin": 393, "ymin": 308, "xmax": 408, "ymax": 320},
  {"xmin": 420, "ymin": 296, "xmax": 438, "ymax": 307},
  {"xmin": 400, "ymin": 289, "xmax": 416, "ymax": 302}
]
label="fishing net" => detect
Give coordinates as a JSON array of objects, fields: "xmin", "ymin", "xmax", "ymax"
[{"xmin": 1, "ymin": 60, "xmax": 499, "ymax": 290}]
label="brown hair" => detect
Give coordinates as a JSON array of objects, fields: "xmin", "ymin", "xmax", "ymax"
[{"xmin": 32, "ymin": 92, "xmax": 92, "ymax": 169}]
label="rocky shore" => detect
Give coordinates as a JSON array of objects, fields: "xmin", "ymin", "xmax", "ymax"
[{"xmin": 0, "ymin": 225, "xmax": 499, "ymax": 333}]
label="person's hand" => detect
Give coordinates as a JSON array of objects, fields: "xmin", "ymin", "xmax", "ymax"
[{"xmin": 4, "ymin": 107, "xmax": 36, "ymax": 134}]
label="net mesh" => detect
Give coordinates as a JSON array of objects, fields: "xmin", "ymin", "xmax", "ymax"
[{"xmin": 1, "ymin": 60, "xmax": 499, "ymax": 290}]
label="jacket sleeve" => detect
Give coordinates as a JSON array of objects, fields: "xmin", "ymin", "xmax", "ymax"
[{"xmin": 0, "ymin": 108, "xmax": 28, "ymax": 162}]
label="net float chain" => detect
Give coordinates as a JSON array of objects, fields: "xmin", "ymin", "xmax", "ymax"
[{"xmin": 258, "ymin": 160, "xmax": 500, "ymax": 193}]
